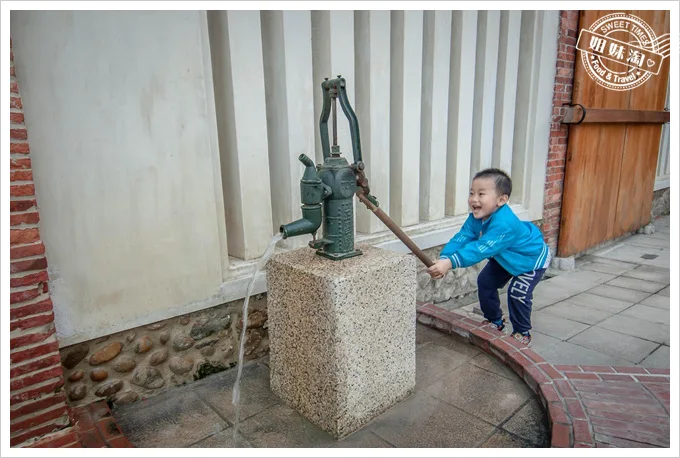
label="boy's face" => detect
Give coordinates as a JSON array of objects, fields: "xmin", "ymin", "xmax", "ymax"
[{"xmin": 469, "ymin": 177, "xmax": 509, "ymax": 220}]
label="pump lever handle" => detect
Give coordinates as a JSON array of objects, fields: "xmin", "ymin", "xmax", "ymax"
[
  {"xmin": 319, "ymin": 77, "xmax": 363, "ymax": 165},
  {"xmin": 356, "ymin": 191, "xmax": 434, "ymax": 268}
]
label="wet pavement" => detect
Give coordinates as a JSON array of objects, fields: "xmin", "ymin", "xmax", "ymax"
[{"xmin": 113, "ymin": 324, "xmax": 550, "ymax": 448}]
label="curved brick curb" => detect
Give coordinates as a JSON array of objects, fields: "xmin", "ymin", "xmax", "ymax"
[{"xmin": 416, "ymin": 302, "xmax": 670, "ymax": 448}]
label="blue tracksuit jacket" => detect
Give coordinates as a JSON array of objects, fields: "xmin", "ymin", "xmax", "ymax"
[{"xmin": 439, "ymin": 204, "xmax": 550, "ymax": 277}]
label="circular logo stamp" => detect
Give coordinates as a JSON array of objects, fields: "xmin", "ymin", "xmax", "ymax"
[{"xmin": 577, "ymin": 12, "xmax": 667, "ymax": 91}]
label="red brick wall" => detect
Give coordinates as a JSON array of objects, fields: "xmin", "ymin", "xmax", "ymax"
[
  {"xmin": 542, "ymin": 11, "xmax": 579, "ymax": 254},
  {"xmin": 9, "ymin": 39, "xmax": 70, "ymax": 447}
]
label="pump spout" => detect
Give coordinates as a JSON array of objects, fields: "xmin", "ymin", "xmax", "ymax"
[
  {"xmin": 280, "ymin": 205, "xmax": 322, "ymax": 239},
  {"xmin": 279, "ymin": 154, "xmax": 328, "ymax": 240}
]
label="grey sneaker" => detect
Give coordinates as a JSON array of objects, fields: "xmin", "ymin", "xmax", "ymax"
[
  {"xmin": 481, "ymin": 318, "xmax": 507, "ymax": 334},
  {"xmin": 512, "ymin": 332, "xmax": 532, "ymax": 347}
]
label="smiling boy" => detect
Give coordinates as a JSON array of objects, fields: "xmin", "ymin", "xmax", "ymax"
[{"xmin": 427, "ymin": 168, "xmax": 550, "ymax": 346}]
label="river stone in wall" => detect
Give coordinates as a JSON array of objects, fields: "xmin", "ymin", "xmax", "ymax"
[
  {"xmin": 416, "ymin": 246, "xmax": 486, "ymax": 304},
  {"xmin": 94, "ymin": 379, "xmax": 123, "ymax": 397},
  {"xmin": 114, "ymin": 390, "xmax": 139, "ymax": 405},
  {"xmin": 134, "ymin": 336, "xmax": 153, "ymax": 353},
  {"xmin": 190, "ymin": 315, "xmax": 232, "ymax": 340},
  {"xmin": 149, "ymin": 348, "xmax": 169, "ymax": 366},
  {"xmin": 172, "ymin": 333, "xmax": 195, "ymax": 351},
  {"xmin": 68, "ymin": 370, "xmax": 85, "ymax": 382},
  {"xmin": 69, "ymin": 384, "xmax": 87, "ymax": 401},
  {"xmin": 62, "ymin": 345, "xmax": 89, "ymax": 370},
  {"xmin": 131, "ymin": 367, "xmax": 165, "ymax": 389},
  {"xmin": 89, "ymin": 342, "xmax": 123, "ymax": 366},
  {"xmin": 90, "ymin": 369, "xmax": 108, "ymax": 382},
  {"xmin": 113, "ymin": 356, "xmax": 136, "ymax": 373},
  {"xmin": 159, "ymin": 331, "xmax": 170, "ymax": 345},
  {"xmin": 169, "ymin": 356, "xmax": 194, "ymax": 375}
]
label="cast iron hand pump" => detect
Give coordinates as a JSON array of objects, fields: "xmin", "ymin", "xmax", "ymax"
[{"xmin": 280, "ymin": 76, "xmax": 433, "ymax": 267}]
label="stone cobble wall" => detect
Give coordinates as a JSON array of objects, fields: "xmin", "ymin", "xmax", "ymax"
[
  {"xmin": 651, "ymin": 188, "xmax": 670, "ymax": 219},
  {"xmin": 59, "ymin": 295, "xmax": 269, "ymax": 408},
  {"xmin": 415, "ymin": 246, "xmax": 488, "ymax": 305}
]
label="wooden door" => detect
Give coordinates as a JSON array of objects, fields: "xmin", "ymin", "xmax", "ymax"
[{"xmin": 558, "ymin": 10, "xmax": 670, "ymax": 257}]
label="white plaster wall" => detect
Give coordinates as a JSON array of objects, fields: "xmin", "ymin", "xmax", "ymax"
[
  {"xmin": 10, "ymin": 10, "xmax": 559, "ymax": 347},
  {"xmin": 11, "ymin": 11, "xmax": 227, "ymax": 346}
]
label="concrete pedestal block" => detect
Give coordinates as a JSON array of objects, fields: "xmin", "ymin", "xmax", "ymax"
[{"xmin": 266, "ymin": 244, "xmax": 416, "ymax": 439}]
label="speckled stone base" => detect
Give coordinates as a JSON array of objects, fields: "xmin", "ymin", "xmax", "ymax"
[{"xmin": 266, "ymin": 244, "xmax": 417, "ymax": 439}]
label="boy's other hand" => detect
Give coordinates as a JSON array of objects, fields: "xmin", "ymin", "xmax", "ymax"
[{"xmin": 427, "ymin": 259, "xmax": 452, "ymax": 279}]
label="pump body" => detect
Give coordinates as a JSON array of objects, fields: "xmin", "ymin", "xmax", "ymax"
[
  {"xmin": 279, "ymin": 76, "xmax": 363, "ymax": 260},
  {"xmin": 279, "ymin": 76, "xmax": 435, "ymax": 267}
]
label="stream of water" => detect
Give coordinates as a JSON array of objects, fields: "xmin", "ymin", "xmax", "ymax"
[{"xmin": 231, "ymin": 232, "xmax": 284, "ymax": 440}]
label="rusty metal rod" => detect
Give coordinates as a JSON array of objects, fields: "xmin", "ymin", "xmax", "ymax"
[{"xmin": 356, "ymin": 192, "xmax": 434, "ymax": 267}]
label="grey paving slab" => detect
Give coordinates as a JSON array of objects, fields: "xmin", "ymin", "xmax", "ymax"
[
  {"xmin": 639, "ymin": 294, "xmax": 670, "ymax": 310},
  {"xmin": 633, "ymin": 233, "xmax": 672, "ymax": 246},
  {"xmin": 533, "ymin": 273, "xmax": 609, "ymax": 305},
  {"xmin": 595, "ymin": 243, "xmax": 670, "ymax": 269},
  {"xmin": 536, "ymin": 340, "xmax": 635, "ymax": 367},
  {"xmin": 527, "ymin": 331, "xmax": 561, "ymax": 355},
  {"xmin": 367, "ymin": 391, "xmax": 496, "ymax": 448},
  {"xmin": 604, "ymin": 276, "xmax": 667, "ymax": 294},
  {"xmin": 620, "ymin": 304, "xmax": 670, "ymax": 324},
  {"xmin": 237, "ymin": 404, "xmax": 396, "ymax": 447},
  {"xmin": 530, "ymin": 283, "xmax": 582, "ymax": 309},
  {"xmin": 579, "ymin": 255, "xmax": 639, "ymax": 270},
  {"xmin": 568, "ymin": 327, "xmax": 659, "ymax": 364},
  {"xmin": 587, "ymin": 284, "xmax": 651, "ymax": 304},
  {"xmin": 502, "ymin": 399, "xmax": 550, "ymax": 447},
  {"xmin": 658, "ymin": 286, "xmax": 670, "ymax": 297},
  {"xmin": 235, "ymin": 403, "xmax": 341, "ymax": 447},
  {"xmin": 596, "ymin": 314, "xmax": 670, "ymax": 345},
  {"xmin": 415, "ymin": 341, "xmax": 470, "ymax": 389},
  {"xmin": 545, "ymin": 269, "xmax": 617, "ymax": 287},
  {"xmin": 416, "ymin": 322, "xmax": 483, "ymax": 356},
  {"xmin": 624, "ymin": 234, "xmax": 671, "ymax": 249},
  {"xmin": 190, "ymin": 429, "xmax": 253, "ymax": 448},
  {"xmin": 194, "ymin": 361, "xmax": 279, "ymax": 424},
  {"xmin": 639, "ymin": 345, "xmax": 670, "ymax": 369},
  {"xmin": 590, "ymin": 243, "xmax": 667, "ymax": 265},
  {"xmin": 622, "ymin": 265, "xmax": 671, "ymax": 285},
  {"xmin": 531, "ymin": 311, "xmax": 590, "ymax": 340},
  {"xmin": 424, "ymin": 363, "xmax": 533, "ymax": 425},
  {"xmin": 318, "ymin": 430, "xmax": 396, "ymax": 448},
  {"xmin": 469, "ymin": 351, "xmax": 518, "ymax": 380},
  {"xmin": 565, "ymin": 292, "xmax": 635, "ymax": 314},
  {"xmin": 580, "ymin": 261, "xmax": 636, "ymax": 276},
  {"xmin": 540, "ymin": 301, "xmax": 613, "ymax": 325},
  {"xmin": 638, "ymin": 250, "xmax": 671, "ymax": 269},
  {"xmin": 480, "ymin": 429, "xmax": 538, "ymax": 448},
  {"xmin": 114, "ymin": 390, "xmax": 229, "ymax": 448}
]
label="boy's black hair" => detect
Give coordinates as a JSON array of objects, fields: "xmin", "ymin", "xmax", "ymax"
[{"xmin": 473, "ymin": 168, "xmax": 512, "ymax": 197}]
